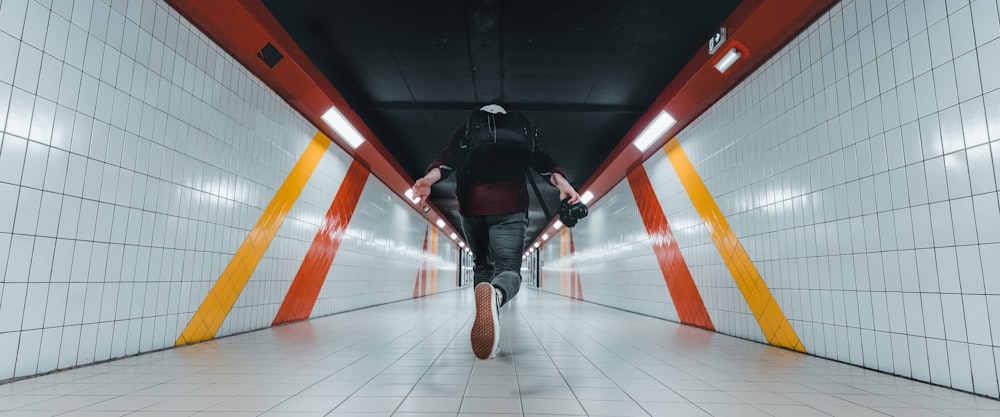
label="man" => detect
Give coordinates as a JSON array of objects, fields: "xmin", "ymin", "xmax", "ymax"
[{"xmin": 411, "ymin": 104, "xmax": 580, "ymax": 359}]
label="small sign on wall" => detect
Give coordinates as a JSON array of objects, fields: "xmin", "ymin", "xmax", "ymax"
[{"xmin": 708, "ymin": 28, "xmax": 727, "ymax": 55}]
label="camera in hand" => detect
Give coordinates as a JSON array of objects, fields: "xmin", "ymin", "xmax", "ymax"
[{"xmin": 559, "ymin": 198, "xmax": 588, "ymax": 228}]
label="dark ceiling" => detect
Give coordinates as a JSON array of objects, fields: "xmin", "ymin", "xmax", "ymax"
[{"xmin": 261, "ymin": 0, "xmax": 742, "ymax": 248}]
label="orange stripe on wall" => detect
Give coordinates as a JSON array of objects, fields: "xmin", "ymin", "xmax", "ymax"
[
  {"xmin": 569, "ymin": 228, "xmax": 583, "ymax": 300},
  {"xmin": 561, "ymin": 229, "xmax": 568, "ymax": 296},
  {"xmin": 413, "ymin": 226, "xmax": 429, "ymax": 298},
  {"xmin": 272, "ymin": 160, "xmax": 369, "ymax": 325},
  {"xmin": 430, "ymin": 228, "xmax": 437, "ymax": 293},
  {"xmin": 627, "ymin": 165, "xmax": 715, "ymax": 330}
]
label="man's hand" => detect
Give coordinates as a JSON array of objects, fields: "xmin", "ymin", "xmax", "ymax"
[
  {"xmin": 412, "ymin": 178, "xmax": 433, "ymax": 201},
  {"xmin": 411, "ymin": 168, "xmax": 442, "ymax": 202},
  {"xmin": 549, "ymin": 173, "xmax": 581, "ymax": 205}
]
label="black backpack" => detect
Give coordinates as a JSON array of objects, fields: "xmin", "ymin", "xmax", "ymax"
[{"xmin": 461, "ymin": 108, "xmax": 537, "ymax": 154}]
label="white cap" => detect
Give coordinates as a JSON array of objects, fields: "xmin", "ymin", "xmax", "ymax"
[{"xmin": 479, "ymin": 104, "xmax": 507, "ymax": 114}]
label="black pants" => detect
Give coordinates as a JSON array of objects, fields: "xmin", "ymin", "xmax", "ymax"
[{"xmin": 461, "ymin": 213, "xmax": 527, "ymax": 306}]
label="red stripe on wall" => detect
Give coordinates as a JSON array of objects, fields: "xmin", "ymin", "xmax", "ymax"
[
  {"xmin": 627, "ymin": 166, "xmax": 714, "ymax": 331},
  {"xmin": 272, "ymin": 161, "xmax": 369, "ymax": 325}
]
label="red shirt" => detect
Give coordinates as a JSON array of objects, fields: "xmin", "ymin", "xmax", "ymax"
[{"xmin": 428, "ymin": 127, "xmax": 567, "ymax": 217}]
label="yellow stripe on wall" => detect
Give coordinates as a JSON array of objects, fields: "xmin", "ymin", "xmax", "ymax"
[
  {"xmin": 177, "ymin": 132, "xmax": 332, "ymax": 345},
  {"xmin": 664, "ymin": 139, "xmax": 804, "ymax": 352}
]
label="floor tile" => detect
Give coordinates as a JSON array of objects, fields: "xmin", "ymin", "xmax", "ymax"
[{"xmin": 0, "ymin": 289, "xmax": 995, "ymax": 417}]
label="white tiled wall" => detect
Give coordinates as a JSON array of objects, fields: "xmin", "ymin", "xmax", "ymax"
[
  {"xmin": 540, "ymin": 181, "xmax": 678, "ymax": 321},
  {"xmin": 540, "ymin": 0, "xmax": 1000, "ymax": 399},
  {"xmin": 312, "ymin": 179, "xmax": 460, "ymax": 316},
  {"xmin": 0, "ymin": 0, "xmax": 454, "ymax": 381},
  {"xmin": 667, "ymin": 0, "xmax": 1000, "ymax": 398}
]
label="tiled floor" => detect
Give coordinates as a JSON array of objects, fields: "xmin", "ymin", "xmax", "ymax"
[{"xmin": 1, "ymin": 289, "xmax": 998, "ymax": 417}]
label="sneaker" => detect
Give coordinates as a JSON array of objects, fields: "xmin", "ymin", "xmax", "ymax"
[{"xmin": 471, "ymin": 282, "xmax": 500, "ymax": 359}]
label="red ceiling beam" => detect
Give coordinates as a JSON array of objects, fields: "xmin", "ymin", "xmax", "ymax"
[
  {"xmin": 531, "ymin": 0, "xmax": 839, "ymax": 247},
  {"xmin": 164, "ymin": 0, "xmax": 463, "ymax": 243}
]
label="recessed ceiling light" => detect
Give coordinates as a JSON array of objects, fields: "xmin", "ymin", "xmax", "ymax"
[
  {"xmin": 633, "ymin": 111, "xmax": 676, "ymax": 152},
  {"xmin": 321, "ymin": 106, "xmax": 365, "ymax": 149},
  {"xmin": 714, "ymin": 47, "xmax": 742, "ymax": 73},
  {"xmin": 404, "ymin": 189, "xmax": 420, "ymax": 204}
]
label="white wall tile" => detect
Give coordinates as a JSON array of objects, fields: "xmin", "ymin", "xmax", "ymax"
[
  {"xmin": 951, "ymin": 198, "xmax": 979, "ymax": 245},
  {"xmin": 957, "ymin": 245, "xmax": 986, "ymax": 294},
  {"xmin": 962, "ymin": 98, "xmax": 990, "ymax": 148},
  {"xmin": 949, "ymin": 340, "xmax": 975, "ymax": 391},
  {"xmin": 934, "ymin": 64, "xmax": 960, "ymax": 111},
  {"xmin": 36, "ymin": 327, "xmax": 61, "ymax": 374},
  {"xmin": 955, "ymin": 53, "xmax": 983, "ymax": 103},
  {"xmin": 928, "ymin": 338, "xmax": 952, "ymax": 384},
  {"xmin": 927, "ymin": 0, "xmax": 950, "ymax": 25},
  {"xmin": 44, "ymin": 13, "xmax": 70, "ymax": 61},
  {"xmin": 43, "ymin": 281, "xmax": 67, "ymax": 328},
  {"xmin": 909, "ymin": 335, "xmax": 931, "ymax": 381},
  {"xmin": 12, "ymin": 328, "xmax": 39, "ymax": 377},
  {"xmin": 0, "ymin": 283, "xmax": 27, "ymax": 332},
  {"xmin": 947, "ymin": 0, "xmax": 971, "ymax": 15},
  {"xmin": 929, "ymin": 19, "xmax": 955, "ymax": 67},
  {"xmin": 0, "ymin": 0, "xmax": 28, "ymax": 39},
  {"xmin": 55, "ymin": 325, "xmax": 77, "ymax": 368},
  {"xmin": 20, "ymin": 1, "xmax": 48, "ymax": 51},
  {"xmin": 972, "ymin": 0, "xmax": 1000, "ymax": 46},
  {"xmin": 13, "ymin": 43, "xmax": 41, "ymax": 94},
  {"xmin": 949, "ymin": 6, "xmax": 977, "ymax": 57},
  {"xmin": 974, "ymin": 193, "xmax": 1000, "ymax": 243},
  {"xmin": 944, "ymin": 151, "xmax": 972, "ymax": 198},
  {"xmin": 0, "ymin": 184, "xmax": 16, "ymax": 234},
  {"xmin": 20, "ymin": 282, "xmax": 48, "ymax": 329},
  {"xmin": 5, "ymin": 88, "xmax": 33, "ymax": 139},
  {"xmin": 970, "ymin": 344, "xmax": 999, "ymax": 396},
  {"xmin": 13, "ymin": 187, "xmax": 41, "ymax": 235}
]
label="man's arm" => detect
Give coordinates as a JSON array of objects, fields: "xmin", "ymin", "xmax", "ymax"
[
  {"xmin": 531, "ymin": 147, "xmax": 581, "ymax": 204},
  {"xmin": 411, "ymin": 128, "xmax": 464, "ymax": 202},
  {"xmin": 412, "ymin": 168, "xmax": 442, "ymax": 202}
]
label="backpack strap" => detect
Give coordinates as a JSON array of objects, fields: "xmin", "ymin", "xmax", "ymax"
[{"xmin": 526, "ymin": 172, "xmax": 552, "ymax": 220}]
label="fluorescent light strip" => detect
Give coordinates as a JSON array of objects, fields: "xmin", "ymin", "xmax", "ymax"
[
  {"xmin": 321, "ymin": 106, "xmax": 366, "ymax": 149},
  {"xmin": 632, "ymin": 111, "xmax": 676, "ymax": 152},
  {"xmin": 714, "ymin": 47, "xmax": 742, "ymax": 73},
  {"xmin": 404, "ymin": 189, "xmax": 420, "ymax": 204},
  {"xmin": 580, "ymin": 191, "xmax": 594, "ymax": 205}
]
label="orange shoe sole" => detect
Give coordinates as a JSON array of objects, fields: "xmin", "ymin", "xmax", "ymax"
[{"xmin": 471, "ymin": 283, "xmax": 497, "ymax": 359}]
